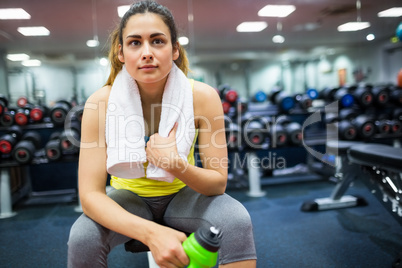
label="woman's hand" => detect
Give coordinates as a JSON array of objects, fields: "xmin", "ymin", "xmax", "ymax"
[
  {"xmin": 146, "ymin": 123, "xmax": 181, "ymax": 171},
  {"xmin": 146, "ymin": 224, "xmax": 189, "ymax": 268}
]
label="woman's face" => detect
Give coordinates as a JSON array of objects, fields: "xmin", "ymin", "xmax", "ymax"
[{"xmin": 118, "ymin": 12, "xmax": 179, "ymax": 86}]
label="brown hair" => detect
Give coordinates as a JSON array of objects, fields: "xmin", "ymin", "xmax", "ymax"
[{"xmin": 105, "ymin": 1, "xmax": 189, "ymax": 86}]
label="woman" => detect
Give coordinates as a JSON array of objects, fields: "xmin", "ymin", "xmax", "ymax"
[{"xmin": 67, "ymin": 1, "xmax": 257, "ymax": 267}]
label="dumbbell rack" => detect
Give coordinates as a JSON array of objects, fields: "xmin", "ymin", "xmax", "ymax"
[{"xmin": 0, "ymin": 122, "xmax": 79, "ymax": 218}]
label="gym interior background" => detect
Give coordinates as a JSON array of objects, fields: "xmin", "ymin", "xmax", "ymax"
[{"xmin": 0, "ymin": 0, "xmax": 402, "ymax": 267}]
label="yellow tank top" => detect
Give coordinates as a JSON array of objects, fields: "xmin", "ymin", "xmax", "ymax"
[{"xmin": 110, "ymin": 79, "xmax": 196, "ymax": 197}]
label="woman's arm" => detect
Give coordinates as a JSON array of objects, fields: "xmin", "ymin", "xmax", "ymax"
[
  {"xmin": 146, "ymin": 81, "xmax": 228, "ymax": 196},
  {"xmin": 78, "ymin": 86, "xmax": 189, "ymax": 267}
]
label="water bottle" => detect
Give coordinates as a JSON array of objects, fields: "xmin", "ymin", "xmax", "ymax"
[{"xmin": 182, "ymin": 226, "xmax": 222, "ymax": 268}]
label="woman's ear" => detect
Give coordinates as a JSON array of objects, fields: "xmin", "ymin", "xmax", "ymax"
[
  {"xmin": 118, "ymin": 44, "xmax": 125, "ymax": 63},
  {"xmin": 172, "ymin": 42, "xmax": 180, "ymax": 61}
]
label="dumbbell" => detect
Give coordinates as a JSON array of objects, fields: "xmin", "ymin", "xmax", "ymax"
[
  {"xmin": 233, "ymin": 100, "xmax": 248, "ymax": 118},
  {"xmin": 241, "ymin": 114, "xmax": 269, "ymax": 149},
  {"xmin": 339, "ymin": 109, "xmax": 376, "ymax": 139},
  {"xmin": 29, "ymin": 105, "xmax": 47, "ymax": 123},
  {"xmin": 0, "ymin": 109, "xmax": 16, "ymax": 127},
  {"xmin": 326, "ymin": 112, "xmax": 357, "ymax": 141},
  {"xmin": 12, "ymin": 131, "xmax": 41, "ymax": 164},
  {"xmin": 333, "ymin": 87, "xmax": 355, "ymax": 108},
  {"xmin": 0, "ymin": 94, "xmax": 9, "ymax": 116},
  {"xmin": 49, "ymin": 100, "xmax": 72, "ymax": 126},
  {"xmin": 390, "ymin": 87, "xmax": 402, "ymax": 106},
  {"xmin": 16, "ymin": 96, "xmax": 29, "ymax": 108},
  {"xmin": 225, "ymin": 122, "xmax": 241, "ymax": 150},
  {"xmin": 218, "ymin": 84, "xmax": 238, "ymax": 104},
  {"xmin": 352, "ymin": 86, "xmax": 374, "ymax": 107},
  {"xmin": 269, "ymin": 88, "xmax": 295, "ymax": 113},
  {"xmin": 319, "ymin": 87, "xmax": 339, "ymax": 102},
  {"xmin": 44, "ymin": 132, "xmax": 62, "ymax": 161},
  {"xmin": 252, "ymin": 90, "xmax": 267, "ymax": 103},
  {"xmin": 0, "ymin": 125, "xmax": 23, "ymax": 156},
  {"xmin": 294, "ymin": 94, "xmax": 313, "ymax": 110},
  {"xmin": 14, "ymin": 106, "xmax": 31, "ymax": 126},
  {"xmin": 276, "ymin": 115, "xmax": 303, "ymax": 146},
  {"xmin": 374, "ymin": 118, "xmax": 391, "ymax": 135},
  {"xmin": 371, "ymin": 86, "xmax": 389, "ymax": 106},
  {"xmin": 59, "ymin": 120, "xmax": 81, "ymax": 154}
]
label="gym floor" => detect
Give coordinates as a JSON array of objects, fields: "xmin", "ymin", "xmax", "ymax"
[{"xmin": 1, "ymin": 176, "xmax": 402, "ymax": 268}]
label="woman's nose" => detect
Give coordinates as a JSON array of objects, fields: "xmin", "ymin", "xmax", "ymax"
[{"xmin": 142, "ymin": 43, "xmax": 153, "ymax": 60}]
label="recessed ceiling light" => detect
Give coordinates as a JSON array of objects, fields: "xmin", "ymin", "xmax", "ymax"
[
  {"xmin": 178, "ymin": 36, "xmax": 189, "ymax": 45},
  {"xmin": 99, "ymin": 57, "xmax": 108, "ymax": 66},
  {"xmin": 378, "ymin": 7, "xmax": 402, "ymax": 17},
  {"xmin": 236, "ymin": 22, "xmax": 268, "ymax": 32},
  {"xmin": 258, "ymin": 5, "xmax": 296, "ymax": 18},
  {"xmin": 272, "ymin": 35, "xmax": 285, "ymax": 43},
  {"xmin": 117, "ymin": 5, "xmax": 130, "ymax": 18},
  {"xmin": 86, "ymin": 39, "xmax": 99, "ymax": 47},
  {"xmin": 22, "ymin": 59, "xmax": 41, "ymax": 67},
  {"xmin": 17, "ymin": 26, "xmax": 50, "ymax": 36},
  {"xmin": 366, "ymin": 34, "xmax": 375, "ymax": 41},
  {"xmin": 7, "ymin": 53, "xmax": 30, "ymax": 61},
  {"xmin": 0, "ymin": 8, "xmax": 31, "ymax": 20},
  {"xmin": 337, "ymin": 22, "xmax": 370, "ymax": 32}
]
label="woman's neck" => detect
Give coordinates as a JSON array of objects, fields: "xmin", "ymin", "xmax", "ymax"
[{"xmin": 138, "ymin": 80, "xmax": 166, "ymax": 106}]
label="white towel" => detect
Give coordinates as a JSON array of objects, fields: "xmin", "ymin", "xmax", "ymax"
[{"xmin": 105, "ymin": 63, "xmax": 195, "ymax": 182}]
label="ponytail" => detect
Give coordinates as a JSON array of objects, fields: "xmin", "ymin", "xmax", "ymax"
[
  {"xmin": 174, "ymin": 45, "xmax": 190, "ymax": 76},
  {"xmin": 105, "ymin": 28, "xmax": 123, "ymax": 86}
]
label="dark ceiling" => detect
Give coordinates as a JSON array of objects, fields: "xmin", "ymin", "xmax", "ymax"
[{"xmin": 0, "ymin": 0, "xmax": 401, "ymax": 65}]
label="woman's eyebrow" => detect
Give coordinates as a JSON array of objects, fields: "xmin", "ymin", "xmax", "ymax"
[{"xmin": 126, "ymin": 32, "xmax": 166, "ymax": 39}]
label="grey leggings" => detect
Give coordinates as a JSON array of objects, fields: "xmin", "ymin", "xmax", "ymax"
[{"xmin": 67, "ymin": 186, "xmax": 256, "ymax": 267}]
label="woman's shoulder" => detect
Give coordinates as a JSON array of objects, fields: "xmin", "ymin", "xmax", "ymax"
[
  {"xmin": 85, "ymin": 85, "xmax": 112, "ymax": 106},
  {"xmin": 192, "ymin": 80, "xmax": 220, "ymax": 103},
  {"xmin": 192, "ymin": 80, "xmax": 223, "ymax": 117}
]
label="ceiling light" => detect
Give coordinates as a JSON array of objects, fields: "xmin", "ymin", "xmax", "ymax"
[
  {"xmin": 17, "ymin": 26, "xmax": 50, "ymax": 36},
  {"xmin": 0, "ymin": 8, "xmax": 31, "ymax": 20},
  {"xmin": 178, "ymin": 36, "xmax": 189, "ymax": 45},
  {"xmin": 22, "ymin": 59, "xmax": 41, "ymax": 67},
  {"xmin": 99, "ymin": 57, "xmax": 108, "ymax": 66},
  {"xmin": 366, "ymin": 34, "xmax": 375, "ymax": 41},
  {"xmin": 7, "ymin": 53, "xmax": 30, "ymax": 61},
  {"xmin": 258, "ymin": 5, "xmax": 296, "ymax": 18},
  {"xmin": 272, "ymin": 35, "xmax": 285, "ymax": 43},
  {"xmin": 236, "ymin": 22, "xmax": 268, "ymax": 32},
  {"xmin": 378, "ymin": 7, "xmax": 402, "ymax": 17},
  {"xmin": 337, "ymin": 22, "xmax": 370, "ymax": 32},
  {"xmin": 86, "ymin": 39, "xmax": 99, "ymax": 47},
  {"xmin": 118, "ymin": 5, "xmax": 130, "ymax": 18}
]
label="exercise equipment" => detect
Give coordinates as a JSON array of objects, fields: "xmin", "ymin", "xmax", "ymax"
[
  {"xmin": 0, "ymin": 110, "xmax": 15, "ymax": 127},
  {"xmin": 225, "ymin": 122, "xmax": 241, "ymax": 150},
  {"xmin": 352, "ymin": 86, "xmax": 373, "ymax": 107},
  {"xmin": 0, "ymin": 126, "xmax": 23, "ymax": 156},
  {"xmin": 59, "ymin": 121, "xmax": 81, "ymax": 154},
  {"xmin": 390, "ymin": 87, "xmax": 402, "ymax": 106},
  {"xmin": 252, "ymin": 90, "xmax": 267, "ymax": 102},
  {"xmin": 334, "ymin": 87, "xmax": 355, "ymax": 108},
  {"xmin": 16, "ymin": 96, "xmax": 29, "ymax": 108},
  {"xmin": 294, "ymin": 93, "xmax": 313, "ymax": 110},
  {"xmin": 268, "ymin": 88, "xmax": 295, "ymax": 113},
  {"xmin": 339, "ymin": 109, "xmax": 375, "ymax": 139},
  {"xmin": 301, "ymin": 140, "xmax": 367, "ymax": 211},
  {"xmin": 241, "ymin": 114, "xmax": 269, "ymax": 149},
  {"xmin": 371, "ymin": 86, "xmax": 389, "ymax": 106},
  {"xmin": 14, "ymin": 106, "xmax": 31, "ymax": 126},
  {"xmin": 29, "ymin": 105, "xmax": 47, "ymax": 123},
  {"xmin": 0, "ymin": 95, "xmax": 9, "ymax": 116},
  {"xmin": 49, "ymin": 100, "xmax": 72, "ymax": 126},
  {"xmin": 44, "ymin": 132, "xmax": 62, "ymax": 161},
  {"xmin": 12, "ymin": 131, "xmax": 41, "ymax": 164},
  {"xmin": 276, "ymin": 115, "xmax": 302, "ymax": 146},
  {"xmin": 348, "ymin": 143, "xmax": 402, "ymax": 220}
]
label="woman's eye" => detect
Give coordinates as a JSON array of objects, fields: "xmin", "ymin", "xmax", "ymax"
[
  {"xmin": 130, "ymin": 40, "xmax": 141, "ymax": 46},
  {"xmin": 153, "ymin": 39, "xmax": 164, "ymax": 45}
]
